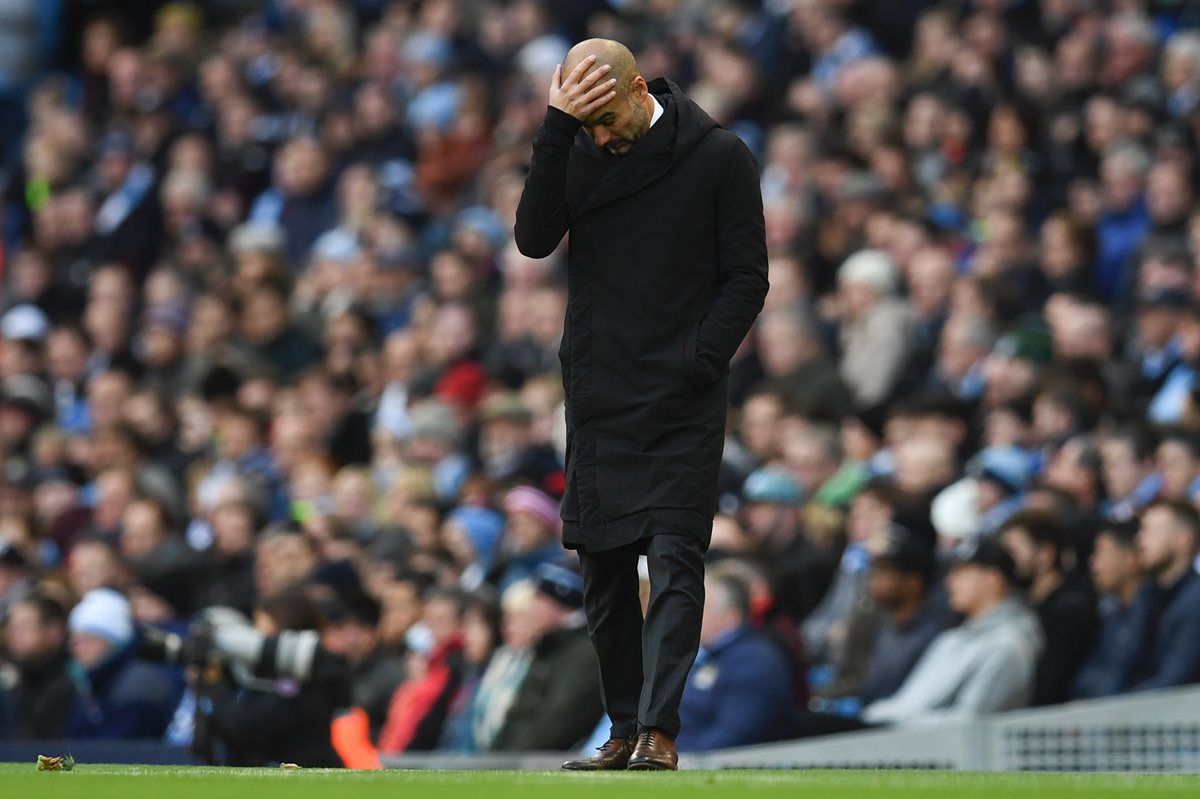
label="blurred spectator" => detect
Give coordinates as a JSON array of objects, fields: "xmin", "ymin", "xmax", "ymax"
[
  {"xmin": 377, "ymin": 587, "xmax": 466, "ymax": 754},
  {"xmin": 1, "ymin": 593, "xmax": 73, "ymax": 738},
  {"xmin": 676, "ymin": 567, "xmax": 796, "ymax": 752},
  {"xmin": 1073, "ymin": 522, "xmax": 1148, "ymax": 699},
  {"xmin": 320, "ymin": 590, "xmax": 405, "ymax": 740},
  {"xmin": 854, "ymin": 525, "xmax": 947, "ymax": 707},
  {"xmin": 739, "ymin": 467, "xmax": 831, "ymax": 625},
  {"xmin": 64, "ymin": 588, "xmax": 179, "ymax": 738},
  {"xmin": 998, "ymin": 510, "xmax": 1098, "ymax": 706},
  {"xmin": 1127, "ymin": 501, "xmax": 1200, "ymax": 690},
  {"xmin": 836, "ymin": 249, "xmax": 916, "ymax": 409},
  {"xmin": 491, "ymin": 564, "xmax": 601, "ymax": 751}
]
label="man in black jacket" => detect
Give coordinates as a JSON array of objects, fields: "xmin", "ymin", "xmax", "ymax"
[
  {"xmin": 2, "ymin": 594, "xmax": 75, "ymax": 739},
  {"xmin": 515, "ymin": 38, "xmax": 768, "ymax": 770}
]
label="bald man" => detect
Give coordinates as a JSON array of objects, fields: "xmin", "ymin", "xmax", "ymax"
[{"xmin": 515, "ymin": 40, "xmax": 768, "ymax": 770}]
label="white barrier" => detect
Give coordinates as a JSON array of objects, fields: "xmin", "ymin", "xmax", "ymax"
[{"xmin": 690, "ymin": 684, "xmax": 1200, "ymax": 772}]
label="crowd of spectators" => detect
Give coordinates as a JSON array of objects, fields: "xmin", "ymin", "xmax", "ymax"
[{"xmin": 4, "ymin": 0, "xmax": 1200, "ymax": 764}]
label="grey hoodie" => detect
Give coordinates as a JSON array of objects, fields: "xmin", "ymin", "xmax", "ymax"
[{"xmin": 862, "ymin": 596, "xmax": 1044, "ymax": 726}]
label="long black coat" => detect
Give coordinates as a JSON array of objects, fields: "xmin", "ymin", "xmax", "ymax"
[{"xmin": 515, "ymin": 79, "xmax": 768, "ymax": 553}]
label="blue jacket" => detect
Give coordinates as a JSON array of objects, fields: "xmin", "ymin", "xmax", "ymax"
[
  {"xmin": 65, "ymin": 643, "xmax": 180, "ymax": 739},
  {"xmin": 1072, "ymin": 589, "xmax": 1151, "ymax": 699},
  {"xmin": 676, "ymin": 625, "xmax": 795, "ymax": 752},
  {"xmin": 1129, "ymin": 570, "xmax": 1200, "ymax": 692}
]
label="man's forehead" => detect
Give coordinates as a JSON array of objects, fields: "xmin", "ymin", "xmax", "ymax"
[{"xmin": 581, "ymin": 96, "xmax": 620, "ymax": 128}]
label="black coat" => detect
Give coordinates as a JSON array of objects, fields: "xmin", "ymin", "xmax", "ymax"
[
  {"xmin": 515, "ymin": 79, "xmax": 768, "ymax": 553},
  {"xmin": 492, "ymin": 623, "xmax": 602, "ymax": 751}
]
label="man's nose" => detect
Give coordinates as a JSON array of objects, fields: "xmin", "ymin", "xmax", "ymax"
[{"xmin": 593, "ymin": 127, "xmax": 611, "ymax": 147}]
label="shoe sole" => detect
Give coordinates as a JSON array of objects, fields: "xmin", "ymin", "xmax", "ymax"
[{"xmin": 626, "ymin": 762, "xmax": 677, "ymax": 771}]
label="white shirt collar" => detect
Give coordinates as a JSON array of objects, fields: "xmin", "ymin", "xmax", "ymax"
[{"xmin": 648, "ymin": 96, "xmax": 664, "ymax": 128}]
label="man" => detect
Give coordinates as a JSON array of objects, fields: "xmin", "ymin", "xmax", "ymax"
[
  {"xmin": 515, "ymin": 39, "xmax": 767, "ymax": 770},
  {"xmin": 861, "ymin": 538, "xmax": 1043, "ymax": 725},
  {"xmin": 739, "ymin": 468, "xmax": 830, "ymax": 624},
  {"xmin": 64, "ymin": 588, "xmax": 179, "ymax": 738},
  {"xmin": 1073, "ymin": 522, "xmax": 1149, "ymax": 699},
  {"xmin": 2, "ymin": 594, "xmax": 75, "ymax": 738},
  {"xmin": 675, "ymin": 568, "xmax": 795, "ymax": 752},
  {"xmin": 854, "ymin": 525, "xmax": 947, "ymax": 706},
  {"xmin": 1128, "ymin": 501, "xmax": 1200, "ymax": 690},
  {"xmin": 998, "ymin": 510, "xmax": 1098, "ymax": 705},
  {"xmin": 319, "ymin": 591, "xmax": 406, "ymax": 739},
  {"xmin": 493, "ymin": 564, "xmax": 603, "ymax": 751}
]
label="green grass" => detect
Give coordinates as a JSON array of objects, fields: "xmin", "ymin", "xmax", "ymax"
[{"xmin": 2, "ymin": 763, "xmax": 1199, "ymax": 798}]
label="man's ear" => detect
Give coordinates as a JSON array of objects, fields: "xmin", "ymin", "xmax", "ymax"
[{"xmin": 631, "ymin": 75, "xmax": 648, "ymax": 99}]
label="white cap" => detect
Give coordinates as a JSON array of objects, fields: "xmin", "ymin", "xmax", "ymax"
[
  {"xmin": 229, "ymin": 222, "xmax": 286, "ymax": 255},
  {"xmin": 931, "ymin": 477, "xmax": 981, "ymax": 541},
  {"xmin": 69, "ymin": 588, "xmax": 135, "ymax": 648},
  {"xmin": 838, "ymin": 249, "xmax": 899, "ymax": 296},
  {"xmin": 2, "ymin": 305, "xmax": 49, "ymax": 341}
]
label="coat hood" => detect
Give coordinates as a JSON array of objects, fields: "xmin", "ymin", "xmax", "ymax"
[
  {"xmin": 647, "ymin": 77, "xmax": 720, "ymax": 164},
  {"xmin": 568, "ymin": 78, "xmax": 721, "ymax": 216}
]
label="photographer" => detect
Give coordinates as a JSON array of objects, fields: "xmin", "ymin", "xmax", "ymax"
[{"xmin": 189, "ymin": 591, "xmax": 350, "ymax": 767}]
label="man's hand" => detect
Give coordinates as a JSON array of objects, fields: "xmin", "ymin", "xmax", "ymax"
[{"xmin": 548, "ymin": 54, "xmax": 617, "ymax": 121}]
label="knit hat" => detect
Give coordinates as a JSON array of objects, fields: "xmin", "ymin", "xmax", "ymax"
[
  {"xmin": 838, "ymin": 249, "xmax": 898, "ymax": 296},
  {"xmin": 533, "ymin": 563, "xmax": 584, "ymax": 610},
  {"xmin": 741, "ymin": 468, "xmax": 804, "ymax": 506},
  {"xmin": 448, "ymin": 506, "xmax": 505, "ymax": 566},
  {"xmin": 967, "ymin": 446, "xmax": 1033, "ymax": 496},
  {"xmin": 503, "ymin": 485, "xmax": 562, "ymax": 534},
  {"xmin": 68, "ymin": 588, "xmax": 135, "ymax": 648},
  {"xmin": 1, "ymin": 305, "xmax": 49, "ymax": 342}
]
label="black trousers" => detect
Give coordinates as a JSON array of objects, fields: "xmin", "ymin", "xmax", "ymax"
[{"xmin": 578, "ymin": 533, "xmax": 706, "ymax": 739}]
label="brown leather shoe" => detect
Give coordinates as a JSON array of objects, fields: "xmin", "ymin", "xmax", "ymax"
[
  {"xmin": 626, "ymin": 727, "xmax": 678, "ymax": 771},
  {"xmin": 561, "ymin": 736, "xmax": 635, "ymax": 771}
]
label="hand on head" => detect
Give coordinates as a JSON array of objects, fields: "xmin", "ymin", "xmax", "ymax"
[{"xmin": 548, "ymin": 54, "xmax": 616, "ymax": 121}]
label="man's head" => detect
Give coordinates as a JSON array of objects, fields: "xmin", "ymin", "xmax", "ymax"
[
  {"xmin": 700, "ymin": 568, "xmax": 751, "ymax": 647},
  {"xmin": 4, "ymin": 594, "xmax": 68, "ymax": 669},
  {"xmin": 68, "ymin": 587, "xmax": 135, "ymax": 669},
  {"xmin": 1100, "ymin": 426, "xmax": 1155, "ymax": 501},
  {"xmin": 1155, "ymin": 431, "xmax": 1200, "ymax": 501},
  {"xmin": 946, "ymin": 537, "xmax": 1017, "ymax": 618},
  {"xmin": 562, "ymin": 39, "xmax": 654, "ymax": 156},
  {"xmin": 1091, "ymin": 522, "xmax": 1142, "ymax": 595},
  {"xmin": 998, "ymin": 509, "xmax": 1071, "ymax": 589},
  {"xmin": 740, "ymin": 468, "xmax": 804, "ymax": 546},
  {"xmin": 868, "ymin": 524, "xmax": 935, "ymax": 611},
  {"xmin": 319, "ymin": 592, "xmax": 382, "ymax": 667},
  {"xmin": 1136, "ymin": 500, "xmax": 1200, "ymax": 582},
  {"xmin": 254, "ymin": 531, "xmax": 317, "ymax": 598},
  {"xmin": 528, "ymin": 564, "xmax": 584, "ymax": 639},
  {"xmin": 502, "ymin": 485, "xmax": 562, "ymax": 554},
  {"xmin": 739, "ymin": 384, "xmax": 787, "ymax": 461}
]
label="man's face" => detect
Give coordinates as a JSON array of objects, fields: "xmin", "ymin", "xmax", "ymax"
[
  {"xmin": 580, "ymin": 82, "xmax": 651, "ymax": 156},
  {"xmin": 946, "ymin": 563, "xmax": 993, "ymax": 616},
  {"xmin": 70, "ymin": 630, "xmax": 114, "ymax": 669},
  {"xmin": 1000, "ymin": 526, "xmax": 1039, "ymax": 584},
  {"xmin": 1091, "ymin": 532, "xmax": 1137, "ymax": 593},
  {"xmin": 1137, "ymin": 507, "xmax": 1182, "ymax": 575},
  {"xmin": 5, "ymin": 603, "xmax": 64, "ymax": 663},
  {"xmin": 1100, "ymin": 439, "xmax": 1146, "ymax": 500},
  {"xmin": 868, "ymin": 563, "xmax": 908, "ymax": 607}
]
